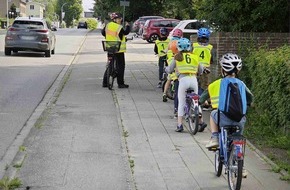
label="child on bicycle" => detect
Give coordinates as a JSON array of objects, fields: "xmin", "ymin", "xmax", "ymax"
[
  {"xmin": 199, "ymin": 53, "xmax": 254, "ymax": 148},
  {"xmin": 154, "ymin": 27, "xmax": 170, "ymax": 88},
  {"xmin": 165, "ymin": 38, "xmax": 207, "ymax": 132},
  {"xmin": 163, "ymin": 29, "xmax": 183, "ymax": 102},
  {"xmin": 192, "ymin": 27, "xmax": 214, "ymax": 108}
]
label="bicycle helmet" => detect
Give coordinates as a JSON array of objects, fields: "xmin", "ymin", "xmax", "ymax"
[
  {"xmin": 172, "ymin": 29, "xmax": 183, "ymax": 38},
  {"xmin": 177, "ymin": 38, "xmax": 191, "ymax": 52},
  {"xmin": 160, "ymin": 27, "xmax": 168, "ymax": 36},
  {"xmin": 110, "ymin": 12, "xmax": 122, "ymax": 20},
  {"xmin": 220, "ymin": 53, "xmax": 242, "ymax": 74},
  {"xmin": 197, "ymin": 27, "xmax": 211, "ymax": 39},
  {"xmin": 168, "ymin": 40, "xmax": 178, "ymax": 54}
]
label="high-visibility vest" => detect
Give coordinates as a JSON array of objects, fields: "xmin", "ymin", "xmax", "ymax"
[
  {"xmin": 176, "ymin": 53, "xmax": 198, "ymax": 74},
  {"xmin": 155, "ymin": 38, "xmax": 170, "ymax": 57},
  {"xmin": 105, "ymin": 22, "xmax": 126, "ymax": 52},
  {"xmin": 192, "ymin": 42, "xmax": 212, "ymax": 67},
  {"xmin": 208, "ymin": 79, "xmax": 221, "ymax": 109}
]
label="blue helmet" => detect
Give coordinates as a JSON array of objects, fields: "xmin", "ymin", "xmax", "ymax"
[
  {"xmin": 177, "ymin": 38, "xmax": 191, "ymax": 52},
  {"xmin": 160, "ymin": 27, "xmax": 168, "ymax": 36},
  {"xmin": 197, "ymin": 27, "xmax": 211, "ymax": 39}
]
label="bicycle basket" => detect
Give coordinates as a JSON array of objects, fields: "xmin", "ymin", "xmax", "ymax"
[{"xmin": 102, "ymin": 41, "xmax": 121, "ymax": 53}]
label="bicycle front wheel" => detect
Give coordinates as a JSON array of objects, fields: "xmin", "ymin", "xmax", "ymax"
[
  {"xmin": 215, "ymin": 150, "xmax": 223, "ymax": 177},
  {"xmin": 107, "ymin": 58, "xmax": 116, "ymax": 90},
  {"xmin": 227, "ymin": 145, "xmax": 243, "ymax": 190},
  {"xmin": 187, "ymin": 103, "xmax": 199, "ymax": 135}
]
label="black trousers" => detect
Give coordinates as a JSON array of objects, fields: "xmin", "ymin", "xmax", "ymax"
[{"xmin": 103, "ymin": 52, "xmax": 126, "ymax": 86}]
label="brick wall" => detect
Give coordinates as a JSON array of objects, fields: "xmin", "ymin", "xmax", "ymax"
[
  {"xmin": 210, "ymin": 32, "xmax": 290, "ymax": 64},
  {"xmin": 208, "ymin": 32, "xmax": 290, "ymax": 79}
]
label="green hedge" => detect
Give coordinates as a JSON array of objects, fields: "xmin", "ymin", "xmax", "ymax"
[{"xmin": 240, "ymin": 45, "xmax": 290, "ymax": 149}]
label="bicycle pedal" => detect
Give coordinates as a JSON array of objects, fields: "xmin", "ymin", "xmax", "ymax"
[{"xmin": 208, "ymin": 147, "xmax": 218, "ymax": 151}]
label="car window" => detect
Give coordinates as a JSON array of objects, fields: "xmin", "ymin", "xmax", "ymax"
[
  {"xmin": 13, "ymin": 20, "xmax": 44, "ymax": 29},
  {"xmin": 144, "ymin": 20, "xmax": 150, "ymax": 27},
  {"xmin": 172, "ymin": 21, "xmax": 180, "ymax": 27},
  {"xmin": 184, "ymin": 22, "xmax": 201, "ymax": 30},
  {"xmin": 155, "ymin": 20, "xmax": 171, "ymax": 27}
]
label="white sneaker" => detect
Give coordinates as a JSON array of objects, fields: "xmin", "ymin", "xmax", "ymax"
[
  {"xmin": 205, "ymin": 137, "xmax": 219, "ymax": 149},
  {"xmin": 242, "ymin": 169, "xmax": 248, "ymax": 178}
]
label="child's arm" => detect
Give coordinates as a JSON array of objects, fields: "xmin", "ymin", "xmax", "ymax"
[{"xmin": 154, "ymin": 44, "xmax": 158, "ymax": 54}]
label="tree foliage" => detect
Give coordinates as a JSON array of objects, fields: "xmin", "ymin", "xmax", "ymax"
[
  {"xmin": 92, "ymin": 0, "xmax": 289, "ymax": 32},
  {"xmin": 195, "ymin": 0, "xmax": 289, "ymax": 32},
  {"xmin": 57, "ymin": 0, "xmax": 83, "ymax": 27}
]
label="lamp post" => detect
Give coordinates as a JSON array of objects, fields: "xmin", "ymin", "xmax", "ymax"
[
  {"xmin": 60, "ymin": 2, "xmax": 68, "ymax": 27},
  {"xmin": 6, "ymin": 0, "xmax": 9, "ymax": 28}
]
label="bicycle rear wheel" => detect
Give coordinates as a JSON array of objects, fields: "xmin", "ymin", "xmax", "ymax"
[
  {"xmin": 107, "ymin": 58, "xmax": 116, "ymax": 90},
  {"xmin": 214, "ymin": 150, "xmax": 223, "ymax": 177},
  {"xmin": 187, "ymin": 102, "xmax": 199, "ymax": 135},
  {"xmin": 227, "ymin": 145, "xmax": 243, "ymax": 190}
]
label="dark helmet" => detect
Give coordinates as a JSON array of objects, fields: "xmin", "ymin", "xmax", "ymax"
[
  {"xmin": 160, "ymin": 27, "xmax": 168, "ymax": 36},
  {"xmin": 110, "ymin": 12, "xmax": 122, "ymax": 20}
]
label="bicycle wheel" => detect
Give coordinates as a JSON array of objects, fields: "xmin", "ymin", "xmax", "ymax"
[
  {"xmin": 107, "ymin": 58, "xmax": 116, "ymax": 90},
  {"xmin": 187, "ymin": 101, "xmax": 199, "ymax": 135},
  {"xmin": 214, "ymin": 150, "xmax": 223, "ymax": 177},
  {"xmin": 227, "ymin": 145, "xmax": 243, "ymax": 190}
]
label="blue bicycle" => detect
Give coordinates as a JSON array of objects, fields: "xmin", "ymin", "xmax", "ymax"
[{"xmin": 210, "ymin": 125, "xmax": 246, "ymax": 190}]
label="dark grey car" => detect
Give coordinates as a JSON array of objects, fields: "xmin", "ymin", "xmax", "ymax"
[{"xmin": 4, "ymin": 17, "xmax": 56, "ymax": 57}]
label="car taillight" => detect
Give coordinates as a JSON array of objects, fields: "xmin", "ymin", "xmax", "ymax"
[
  {"xmin": 8, "ymin": 27, "xmax": 19, "ymax": 32},
  {"xmin": 41, "ymin": 37, "xmax": 49, "ymax": 43}
]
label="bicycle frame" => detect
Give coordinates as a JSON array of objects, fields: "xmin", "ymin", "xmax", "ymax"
[{"xmin": 184, "ymin": 89, "xmax": 200, "ymax": 135}]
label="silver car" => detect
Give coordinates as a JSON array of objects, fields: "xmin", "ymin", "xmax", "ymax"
[{"xmin": 4, "ymin": 17, "xmax": 56, "ymax": 57}]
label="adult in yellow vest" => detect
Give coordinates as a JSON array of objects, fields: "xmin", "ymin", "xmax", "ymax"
[
  {"xmin": 199, "ymin": 53, "xmax": 253, "ymax": 149},
  {"xmin": 102, "ymin": 12, "xmax": 130, "ymax": 88},
  {"xmin": 192, "ymin": 27, "xmax": 214, "ymax": 97},
  {"xmin": 154, "ymin": 27, "xmax": 170, "ymax": 88},
  {"xmin": 165, "ymin": 38, "xmax": 207, "ymax": 132}
]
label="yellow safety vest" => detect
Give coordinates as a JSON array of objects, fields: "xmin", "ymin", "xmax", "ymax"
[
  {"xmin": 105, "ymin": 22, "xmax": 126, "ymax": 53},
  {"xmin": 155, "ymin": 38, "xmax": 170, "ymax": 57},
  {"xmin": 176, "ymin": 53, "xmax": 198, "ymax": 74},
  {"xmin": 208, "ymin": 79, "xmax": 221, "ymax": 109},
  {"xmin": 192, "ymin": 42, "xmax": 213, "ymax": 67},
  {"xmin": 167, "ymin": 50, "xmax": 178, "ymax": 80}
]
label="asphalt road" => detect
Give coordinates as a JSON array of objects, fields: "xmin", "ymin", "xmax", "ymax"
[{"xmin": 0, "ymin": 28, "xmax": 87, "ymax": 167}]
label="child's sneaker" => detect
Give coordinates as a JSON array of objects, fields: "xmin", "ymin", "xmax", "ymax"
[
  {"xmin": 198, "ymin": 122, "xmax": 207, "ymax": 132},
  {"xmin": 162, "ymin": 94, "xmax": 167, "ymax": 102},
  {"xmin": 175, "ymin": 124, "xmax": 183, "ymax": 132},
  {"xmin": 157, "ymin": 81, "xmax": 162, "ymax": 88},
  {"xmin": 205, "ymin": 137, "xmax": 219, "ymax": 148},
  {"xmin": 242, "ymin": 168, "xmax": 248, "ymax": 178}
]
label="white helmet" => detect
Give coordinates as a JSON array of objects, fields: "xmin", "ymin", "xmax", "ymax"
[{"xmin": 219, "ymin": 53, "xmax": 242, "ymax": 74}]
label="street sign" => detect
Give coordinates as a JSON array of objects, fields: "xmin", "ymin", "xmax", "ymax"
[{"xmin": 120, "ymin": 1, "xmax": 129, "ymax": 6}]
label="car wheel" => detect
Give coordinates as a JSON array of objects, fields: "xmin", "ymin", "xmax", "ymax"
[
  {"xmin": 45, "ymin": 50, "xmax": 51, "ymax": 57},
  {"xmin": 148, "ymin": 34, "xmax": 159, "ymax": 43},
  {"xmin": 52, "ymin": 48, "xmax": 55, "ymax": 55},
  {"xmin": 13, "ymin": 50, "xmax": 18, "ymax": 53},
  {"xmin": 5, "ymin": 48, "xmax": 11, "ymax": 56}
]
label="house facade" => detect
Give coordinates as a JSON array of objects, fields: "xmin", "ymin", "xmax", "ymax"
[
  {"xmin": 26, "ymin": 1, "xmax": 45, "ymax": 18},
  {"xmin": 0, "ymin": 0, "xmax": 27, "ymax": 18}
]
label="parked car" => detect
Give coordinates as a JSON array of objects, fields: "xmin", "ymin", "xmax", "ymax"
[
  {"xmin": 4, "ymin": 17, "xmax": 56, "ymax": 57},
  {"xmin": 168, "ymin": 19, "xmax": 209, "ymax": 40},
  {"xmin": 77, "ymin": 21, "xmax": 87, "ymax": 29},
  {"xmin": 132, "ymin": 16, "xmax": 164, "ymax": 35},
  {"xmin": 142, "ymin": 18, "xmax": 180, "ymax": 43}
]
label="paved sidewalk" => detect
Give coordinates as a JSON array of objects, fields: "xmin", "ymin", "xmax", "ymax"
[{"xmin": 4, "ymin": 31, "xmax": 289, "ymax": 190}]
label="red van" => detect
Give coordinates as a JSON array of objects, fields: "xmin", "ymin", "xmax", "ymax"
[{"xmin": 142, "ymin": 18, "xmax": 180, "ymax": 43}]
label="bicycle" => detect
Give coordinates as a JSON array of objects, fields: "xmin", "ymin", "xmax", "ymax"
[
  {"xmin": 102, "ymin": 41, "xmax": 121, "ymax": 90},
  {"xmin": 184, "ymin": 88, "xmax": 201, "ymax": 135},
  {"xmin": 209, "ymin": 124, "xmax": 246, "ymax": 190}
]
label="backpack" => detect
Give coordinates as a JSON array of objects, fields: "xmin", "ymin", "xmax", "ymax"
[{"xmin": 218, "ymin": 78, "xmax": 247, "ymax": 122}]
